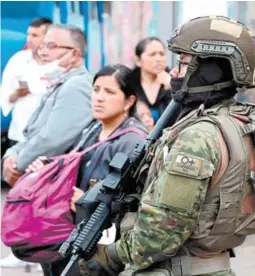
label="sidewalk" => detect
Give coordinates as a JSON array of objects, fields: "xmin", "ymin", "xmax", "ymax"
[
  {"xmin": 1, "ymin": 265, "xmax": 42, "ymax": 276},
  {"xmin": 230, "ymin": 235, "xmax": 255, "ymax": 275}
]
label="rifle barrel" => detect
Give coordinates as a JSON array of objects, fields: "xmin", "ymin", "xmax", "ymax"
[
  {"xmin": 146, "ymin": 100, "xmax": 181, "ymax": 144},
  {"xmin": 60, "ymin": 254, "xmax": 78, "ymax": 276}
]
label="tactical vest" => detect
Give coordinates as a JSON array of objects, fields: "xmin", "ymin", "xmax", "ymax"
[
  {"xmin": 119, "ymin": 100, "xmax": 255, "ymax": 276},
  {"xmin": 145, "ymin": 99, "xmax": 255, "ymax": 258}
]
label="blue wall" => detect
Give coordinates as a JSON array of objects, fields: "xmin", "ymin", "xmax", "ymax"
[
  {"xmin": 227, "ymin": 1, "xmax": 247, "ymax": 24},
  {"xmin": 1, "ymin": 1, "xmax": 54, "ymax": 33},
  {"xmin": 1, "ymin": 1, "xmax": 55, "ymax": 75}
]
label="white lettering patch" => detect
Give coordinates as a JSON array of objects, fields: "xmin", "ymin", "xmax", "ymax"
[{"xmin": 172, "ymin": 154, "xmax": 202, "ymax": 177}]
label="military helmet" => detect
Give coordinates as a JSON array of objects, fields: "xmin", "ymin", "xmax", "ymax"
[{"xmin": 168, "ymin": 16, "xmax": 255, "ymax": 87}]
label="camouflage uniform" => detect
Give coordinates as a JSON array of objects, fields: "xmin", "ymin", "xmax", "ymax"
[{"xmin": 115, "ymin": 121, "xmax": 235, "ymax": 276}]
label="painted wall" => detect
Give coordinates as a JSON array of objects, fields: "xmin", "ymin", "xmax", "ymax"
[
  {"xmin": 1, "ymin": 1, "xmax": 180, "ymax": 75},
  {"xmin": 54, "ymin": 1, "xmax": 178, "ymax": 73},
  {"xmin": 0, "ymin": 0, "xmax": 179, "ymax": 141},
  {"xmin": 227, "ymin": 1, "xmax": 255, "ymax": 34},
  {"xmin": 227, "ymin": 1, "xmax": 255, "ymax": 103}
]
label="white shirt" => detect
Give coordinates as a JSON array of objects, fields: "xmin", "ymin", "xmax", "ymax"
[
  {"xmin": 0, "ymin": 50, "xmax": 64, "ymax": 142},
  {"xmin": 0, "ymin": 50, "xmax": 48, "ymax": 142}
]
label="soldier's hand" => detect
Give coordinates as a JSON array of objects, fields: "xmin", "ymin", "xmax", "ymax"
[{"xmin": 79, "ymin": 244, "xmax": 123, "ymax": 276}]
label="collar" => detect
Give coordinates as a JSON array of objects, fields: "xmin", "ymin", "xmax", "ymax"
[{"xmin": 47, "ymin": 65, "xmax": 88, "ymax": 91}]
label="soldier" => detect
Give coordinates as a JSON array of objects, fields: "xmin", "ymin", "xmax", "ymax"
[{"xmin": 79, "ymin": 16, "xmax": 255, "ymax": 276}]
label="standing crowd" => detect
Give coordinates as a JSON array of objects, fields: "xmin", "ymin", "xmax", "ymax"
[{"xmin": 1, "ymin": 15, "xmax": 255, "ymax": 276}]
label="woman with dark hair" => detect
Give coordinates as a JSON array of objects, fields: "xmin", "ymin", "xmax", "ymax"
[
  {"xmin": 27, "ymin": 64, "xmax": 147, "ymax": 276},
  {"xmin": 132, "ymin": 37, "xmax": 172, "ymax": 122},
  {"xmin": 70, "ymin": 64, "xmax": 147, "ymax": 208}
]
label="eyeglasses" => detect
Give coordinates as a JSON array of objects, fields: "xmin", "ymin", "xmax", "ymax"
[
  {"xmin": 39, "ymin": 42, "xmax": 75, "ymax": 51},
  {"xmin": 176, "ymin": 60, "xmax": 190, "ymax": 73}
]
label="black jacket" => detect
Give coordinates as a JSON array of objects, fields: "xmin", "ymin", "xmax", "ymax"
[
  {"xmin": 74, "ymin": 117, "xmax": 147, "ymax": 192},
  {"xmin": 137, "ymin": 83, "xmax": 172, "ymax": 121}
]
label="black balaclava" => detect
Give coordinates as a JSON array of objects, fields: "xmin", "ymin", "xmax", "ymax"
[{"xmin": 171, "ymin": 57, "xmax": 237, "ymax": 119}]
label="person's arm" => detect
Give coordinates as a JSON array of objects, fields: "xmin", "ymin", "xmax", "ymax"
[
  {"xmin": 156, "ymin": 70, "xmax": 172, "ymax": 90},
  {"xmin": 16, "ymin": 76, "xmax": 93, "ymax": 171},
  {"xmin": 8, "ymin": 91, "xmax": 20, "ymax": 103},
  {"xmin": 115, "ymin": 122, "xmax": 220, "ymax": 270},
  {"xmin": 0, "ymin": 52, "xmax": 21, "ymax": 116},
  {"xmin": 2, "ymin": 141, "xmax": 27, "ymax": 185},
  {"xmin": 8, "ymin": 87, "xmax": 30, "ymax": 103},
  {"xmin": 4, "ymin": 140, "xmax": 26, "ymax": 159}
]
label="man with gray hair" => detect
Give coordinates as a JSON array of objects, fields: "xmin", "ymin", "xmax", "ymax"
[
  {"xmin": 3, "ymin": 24, "xmax": 93, "ymax": 186},
  {"xmin": 39, "ymin": 24, "xmax": 87, "ymax": 65}
]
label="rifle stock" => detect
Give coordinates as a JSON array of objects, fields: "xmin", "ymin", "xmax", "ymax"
[{"xmin": 59, "ymin": 100, "xmax": 181, "ymax": 276}]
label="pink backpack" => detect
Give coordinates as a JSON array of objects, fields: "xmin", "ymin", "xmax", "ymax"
[{"xmin": 1, "ymin": 127, "xmax": 146, "ymax": 263}]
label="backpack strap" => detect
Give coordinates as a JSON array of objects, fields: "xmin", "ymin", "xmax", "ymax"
[
  {"xmin": 230, "ymin": 113, "xmax": 255, "ymax": 136},
  {"xmin": 242, "ymin": 123, "xmax": 255, "ymax": 135},
  {"xmin": 76, "ymin": 127, "xmax": 146, "ymax": 192}
]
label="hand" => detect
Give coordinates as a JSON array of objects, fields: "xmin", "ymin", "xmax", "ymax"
[
  {"xmin": 3, "ymin": 156, "xmax": 23, "ymax": 186},
  {"xmin": 79, "ymin": 244, "xmax": 123, "ymax": 276},
  {"xmin": 58, "ymin": 50, "xmax": 77, "ymax": 71},
  {"xmin": 9, "ymin": 88, "xmax": 30, "ymax": 103},
  {"xmin": 16, "ymin": 87, "xmax": 30, "ymax": 97},
  {"xmin": 156, "ymin": 71, "xmax": 171, "ymax": 89},
  {"xmin": 71, "ymin": 187, "xmax": 85, "ymax": 212},
  {"xmin": 26, "ymin": 156, "xmax": 48, "ymax": 173}
]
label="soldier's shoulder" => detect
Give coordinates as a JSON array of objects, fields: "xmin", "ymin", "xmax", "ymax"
[
  {"xmin": 183, "ymin": 121, "xmax": 219, "ymax": 138},
  {"xmin": 173, "ymin": 120, "xmax": 220, "ymax": 163},
  {"xmin": 179, "ymin": 120, "xmax": 219, "ymax": 142}
]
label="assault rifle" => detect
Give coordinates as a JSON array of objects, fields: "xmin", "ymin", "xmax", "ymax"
[{"xmin": 59, "ymin": 100, "xmax": 181, "ymax": 276}]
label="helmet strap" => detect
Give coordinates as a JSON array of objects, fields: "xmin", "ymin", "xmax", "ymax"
[
  {"xmin": 173, "ymin": 56, "xmax": 198, "ymax": 102},
  {"xmin": 188, "ymin": 80, "xmax": 235, "ymax": 94}
]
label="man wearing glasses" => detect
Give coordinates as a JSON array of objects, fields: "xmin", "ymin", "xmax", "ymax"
[{"xmin": 3, "ymin": 24, "xmax": 93, "ymax": 187}]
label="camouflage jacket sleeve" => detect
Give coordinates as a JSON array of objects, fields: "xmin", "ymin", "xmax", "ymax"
[{"xmin": 115, "ymin": 121, "xmax": 221, "ymax": 271}]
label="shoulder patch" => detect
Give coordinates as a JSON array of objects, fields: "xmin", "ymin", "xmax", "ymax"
[
  {"xmin": 173, "ymin": 154, "xmax": 202, "ymax": 177},
  {"xmin": 164, "ymin": 151, "xmax": 215, "ymax": 179}
]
